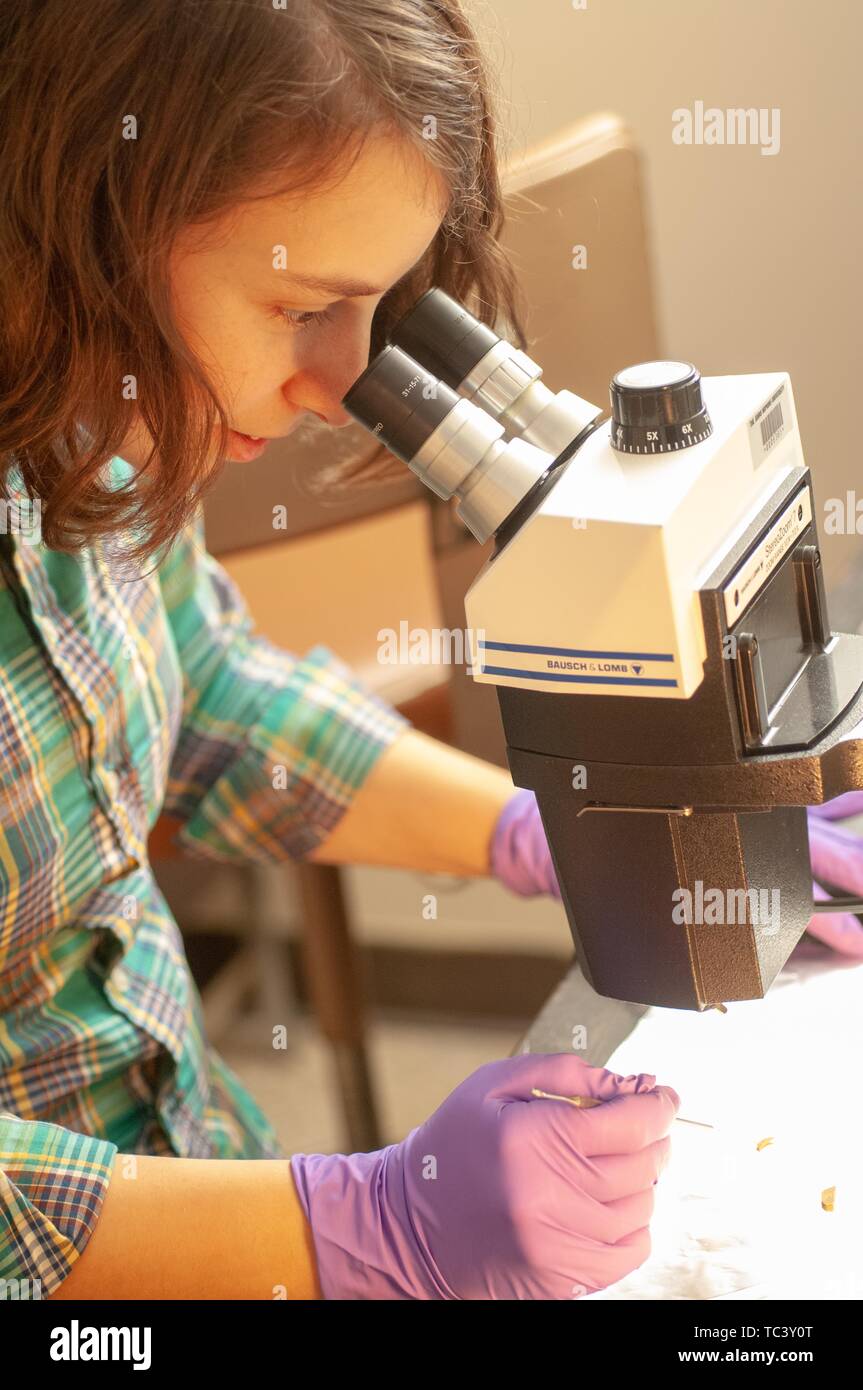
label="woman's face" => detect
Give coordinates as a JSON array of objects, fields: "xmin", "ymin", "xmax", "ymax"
[{"xmin": 149, "ymin": 134, "xmax": 449, "ymax": 465}]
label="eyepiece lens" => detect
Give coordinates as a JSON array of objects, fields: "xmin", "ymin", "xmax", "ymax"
[
  {"xmin": 342, "ymin": 345, "xmax": 459, "ymax": 462},
  {"xmin": 390, "ymin": 288, "xmax": 499, "ymax": 389}
]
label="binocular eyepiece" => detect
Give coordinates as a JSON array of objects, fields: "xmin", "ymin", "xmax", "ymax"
[{"xmin": 342, "ymin": 289, "xmax": 603, "ymax": 543}]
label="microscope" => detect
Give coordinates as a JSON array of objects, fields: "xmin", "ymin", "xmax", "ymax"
[{"xmin": 343, "ymin": 289, "xmax": 863, "ymax": 1010}]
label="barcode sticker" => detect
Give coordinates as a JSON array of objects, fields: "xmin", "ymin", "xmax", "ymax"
[{"xmin": 749, "ymin": 381, "xmax": 790, "ymax": 467}]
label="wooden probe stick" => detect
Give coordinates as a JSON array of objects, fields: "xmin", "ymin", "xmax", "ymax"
[{"xmin": 530, "ymin": 1087, "xmax": 713, "ymax": 1128}]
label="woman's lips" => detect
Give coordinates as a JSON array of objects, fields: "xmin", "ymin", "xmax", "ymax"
[{"xmin": 227, "ymin": 429, "xmax": 269, "ymax": 462}]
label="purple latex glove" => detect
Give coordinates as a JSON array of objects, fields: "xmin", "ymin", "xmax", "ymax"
[
  {"xmin": 291, "ymin": 1054, "xmax": 679, "ymax": 1300},
  {"xmin": 808, "ymin": 791, "xmax": 863, "ymax": 821},
  {"xmin": 491, "ymin": 788, "xmax": 561, "ymax": 899},
  {"xmin": 805, "ymin": 811, "xmax": 863, "ymax": 957}
]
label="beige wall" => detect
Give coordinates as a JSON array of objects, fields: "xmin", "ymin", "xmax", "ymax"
[{"xmin": 469, "ymin": 0, "xmax": 862, "ymax": 597}]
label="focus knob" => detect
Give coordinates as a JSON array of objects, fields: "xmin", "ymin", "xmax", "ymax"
[{"xmin": 609, "ymin": 360, "xmax": 712, "ymax": 454}]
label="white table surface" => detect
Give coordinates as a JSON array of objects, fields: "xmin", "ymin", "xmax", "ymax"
[{"xmin": 584, "ymin": 948, "xmax": 863, "ymax": 1300}]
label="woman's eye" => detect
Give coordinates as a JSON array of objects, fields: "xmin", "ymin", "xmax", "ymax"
[{"xmin": 274, "ymin": 306, "xmax": 335, "ymax": 331}]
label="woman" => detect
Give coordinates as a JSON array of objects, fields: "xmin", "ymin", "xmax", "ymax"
[{"xmin": 1, "ymin": 0, "xmax": 855, "ymax": 1303}]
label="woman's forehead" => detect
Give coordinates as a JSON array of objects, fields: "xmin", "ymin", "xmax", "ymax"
[{"xmin": 177, "ymin": 135, "xmax": 449, "ymax": 293}]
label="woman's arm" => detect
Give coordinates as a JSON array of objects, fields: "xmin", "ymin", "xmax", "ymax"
[
  {"xmin": 49, "ymin": 1156, "xmax": 321, "ymax": 1300},
  {"xmin": 306, "ymin": 728, "xmax": 514, "ymax": 876}
]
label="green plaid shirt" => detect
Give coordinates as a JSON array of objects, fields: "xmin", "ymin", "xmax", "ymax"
[{"xmin": 0, "ymin": 458, "xmax": 409, "ymax": 1295}]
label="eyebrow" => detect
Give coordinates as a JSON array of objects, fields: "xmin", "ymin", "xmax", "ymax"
[{"xmin": 271, "ymin": 268, "xmax": 388, "ymax": 299}]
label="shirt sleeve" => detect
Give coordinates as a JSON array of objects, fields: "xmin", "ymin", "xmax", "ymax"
[
  {"xmin": 0, "ymin": 1111, "xmax": 118, "ymax": 1296},
  {"xmin": 156, "ymin": 508, "xmax": 412, "ymax": 864}
]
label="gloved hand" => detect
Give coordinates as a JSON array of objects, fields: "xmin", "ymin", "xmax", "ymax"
[
  {"xmin": 808, "ymin": 791, "xmax": 863, "ymax": 822},
  {"xmin": 291, "ymin": 1054, "xmax": 679, "ymax": 1300},
  {"xmin": 805, "ymin": 809, "xmax": 863, "ymax": 957},
  {"xmin": 491, "ymin": 788, "xmax": 561, "ymax": 899}
]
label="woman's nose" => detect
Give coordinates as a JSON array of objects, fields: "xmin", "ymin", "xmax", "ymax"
[
  {"xmin": 285, "ymin": 329, "xmax": 374, "ymax": 429},
  {"xmin": 284, "ymin": 380, "xmax": 357, "ymax": 429}
]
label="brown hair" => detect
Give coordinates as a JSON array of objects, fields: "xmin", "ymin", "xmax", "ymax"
[{"xmin": 0, "ymin": 0, "xmax": 526, "ymax": 564}]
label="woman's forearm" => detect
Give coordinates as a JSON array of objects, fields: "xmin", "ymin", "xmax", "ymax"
[
  {"xmin": 49, "ymin": 1155, "xmax": 321, "ymax": 1300},
  {"xmin": 307, "ymin": 728, "xmax": 514, "ymax": 875}
]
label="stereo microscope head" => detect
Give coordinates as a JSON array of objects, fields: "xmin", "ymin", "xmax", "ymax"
[{"xmin": 343, "ymin": 291, "xmax": 863, "ymax": 1010}]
